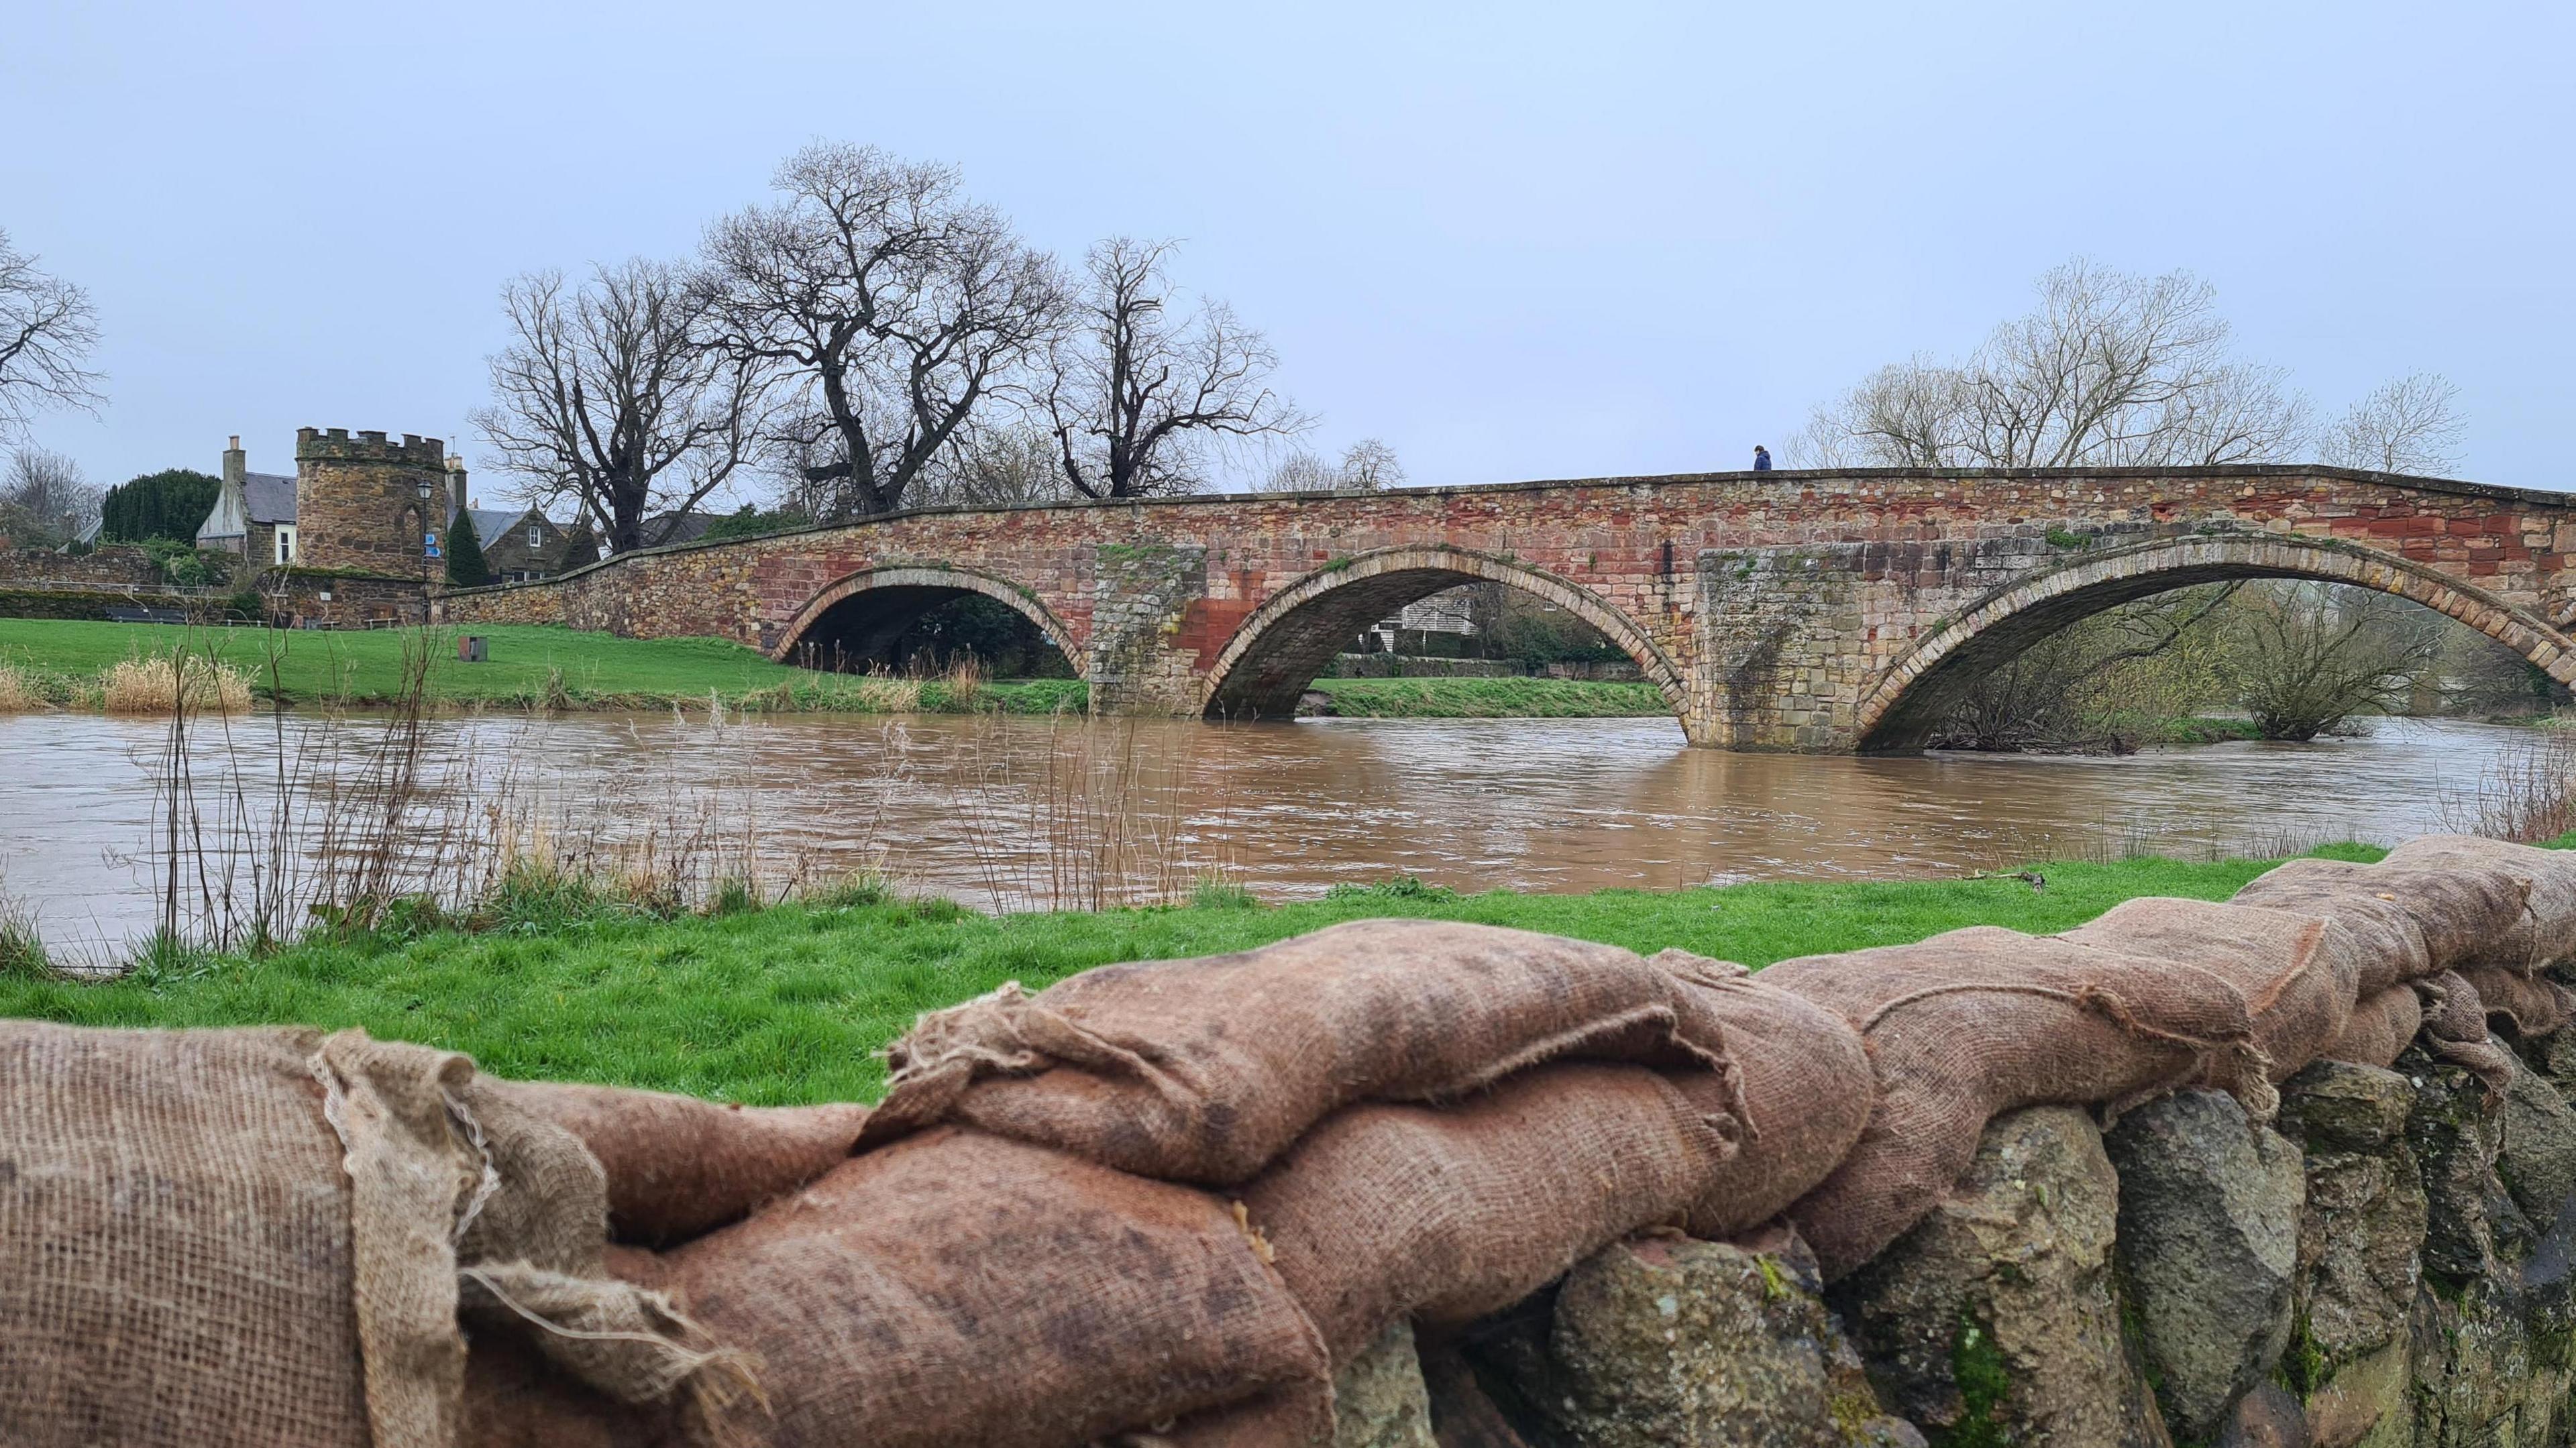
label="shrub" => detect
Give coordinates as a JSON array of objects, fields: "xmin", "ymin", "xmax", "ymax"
[{"xmin": 99, "ymin": 469, "xmax": 221, "ymax": 544}]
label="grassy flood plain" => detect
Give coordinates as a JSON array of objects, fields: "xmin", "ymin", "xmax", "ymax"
[{"xmin": 0, "ymin": 846, "xmax": 2420, "ymax": 1105}]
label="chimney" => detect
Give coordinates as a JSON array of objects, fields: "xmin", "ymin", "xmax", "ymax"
[
  {"xmin": 223, "ymin": 436, "xmax": 246, "ymax": 488},
  {"xmin": 445, "ymin": 455, "xmax": 468, "ymax": 521}
]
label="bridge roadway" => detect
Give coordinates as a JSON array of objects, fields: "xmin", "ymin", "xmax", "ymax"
[{"xmin": 437, "ymin": 466, "xmax": 2576, "ymax": 752}]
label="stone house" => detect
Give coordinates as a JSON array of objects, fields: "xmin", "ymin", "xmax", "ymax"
[
  {"xmin": 196, "ymin": 437, "xmax": 303, "ymax": 565},
  {"xmin": 456, "ymin": 504, "xmax": 596, "ymax": 583}
]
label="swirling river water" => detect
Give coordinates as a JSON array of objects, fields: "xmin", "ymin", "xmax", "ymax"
[{"xmin": 0, "ymin": 710, "xmax": 2521, "ymax": 962}]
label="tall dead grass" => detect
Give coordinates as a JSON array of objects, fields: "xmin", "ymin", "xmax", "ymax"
[
  {"xmin": 101, "ymin": 655, "xmax": 252, "ymax": 714},
  {"xmin": 0, "ymin": 664, "xmax": 37, "ymax": 713},
  {"xmin": 948, "ymin": 712, "xmax": 1246, "ymax": 913},
  {"xmin": 2442, "ymin": 726, "xmax": 2576, "ymax": 844}
]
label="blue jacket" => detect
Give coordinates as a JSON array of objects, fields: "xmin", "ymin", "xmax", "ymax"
[{"xmin": 1752, "ymin": 449, "xmax": 1773, "ymax": 471}]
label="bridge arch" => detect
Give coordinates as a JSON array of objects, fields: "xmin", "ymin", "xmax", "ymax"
[
  {"xmin": 769, "ymin": 563, "xmax": 1077, "ymax": 673},
  {"xmin": 1854, "ymin": 532, "xmax": 2576, "ymax": 752},
  {"xmin": 1199, "ymin": 545, "xmax": 1687, "ymax": 721}
]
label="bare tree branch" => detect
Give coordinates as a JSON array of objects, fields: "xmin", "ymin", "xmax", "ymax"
[
  {"xmin": 701, "ymin": 144, "xmax": 1062, "ymax": 520},
  {"xmin": 0, "ymin": 229, "xmax": 105, "ymax": 445},
  {"xmin": 2320, "ymin": 373, "xmax": 2465, "ymax": 475},
  {"xmin": 1042, "ymin": 237, "xmax": 1309, "ymax": 499},
  {"xmin": 471, "ymin": 259, "xmax": 761, "ymax": 553}
]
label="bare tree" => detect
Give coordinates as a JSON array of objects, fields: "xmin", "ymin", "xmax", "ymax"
[
  {"xmin": 1260, "ymin": 449, "xmax": 1339, "ymax": 494},
  {"xmin": 1337, "ymin": 438, "xmax": 1404, "ymax": 490},
  {"xmin": 0, "ymin": 447, "xmax": 103, "ymax": 546},
  {"xmin": 472, "ymin": 259, "xmax": 761, "ymax": 553},
  {"xmin": 2320, "ymin": 372, "xmax": 2464, "ymax": 475},
  {"xmin": 702, "ymin": 144, "xmax": 1061, "ymax": 520},
  {"xmin": 2229, "ymin": 583, "xmax": 2444, "ymax": 741},
  {"xmin": 1797, "ymin": 260, "xmax": 2312, "ymax": 468},
  {"xmin": 914, "ymin": 422, "xmax": 1070, "ymax": 508},
  {"xmin": 0, "ymin": 230, "xmax": 105, "ymax": 445},
  {"xmin": 1260, "ymin": 438, "xmax": 1401, "ymax": 494},
  {"xmin": 1042, "ymin": 237, "xmax": 1307, "ymax": 499}
]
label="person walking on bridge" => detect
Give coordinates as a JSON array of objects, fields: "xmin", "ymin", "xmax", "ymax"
[{"xmin": 1753, "ymin": 445, "xmax": 1774, "ymax": 471}]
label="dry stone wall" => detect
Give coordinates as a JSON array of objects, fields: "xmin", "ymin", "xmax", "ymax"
[{"xmin": 433, "ymin": 465, "xmax": 2576, "ymax": 750}]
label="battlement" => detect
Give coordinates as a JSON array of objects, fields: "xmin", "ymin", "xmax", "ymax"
[{"xmin": 294, "ymin": 427, "xmax": 447, "ymax": 466}]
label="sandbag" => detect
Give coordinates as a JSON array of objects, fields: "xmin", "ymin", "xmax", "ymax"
[
  {"xmin": 661, "ymin": 1125, "xmax": 1331, "ymax": 1448},
  {"xmin": 0, "ymin": 1022, "xmax": 741, "ymax": 1448},
  {"xmin": 2231, "ymin": 851, "xmax": 2530, "ymax": 989},
  {"xmin": 0, "ymin": 1024, "xmax": 370, "ymax": 1448},
  {"xmin": 2418, "ymin": 970, "xmax": 2521, "ymax": 1097},
  {"xmin": 482, "ymin": 1078, "xmax": 868, "ymax": 1244},
  {"xmin": 2457, "ymin": 964, "xmax": 2576, "ymax": 1039},
  {"xmin": 863, "ymin": 920, "xmax": 1737, "ymax": 1184},
  {"xmin": 2381, "ymin": 834, "xmax": 2576, "ymax": 972},
  {"xmin": 2320, "ymin": 987, "xmax": 2424, "ymax": 1070},
  {"xmin": 1764, "ymin": 928, "xmax": 2258, "ymax": 1279},
  {"xmin": 2059, "ymin": 895, "xmax": 2364, "ymax": 1084},
  {"xmin": 1650, "ymin": 951, "xmax": 1876, "ymax": 1239},
  {"xmin": 1241, "ymin": 1061, "xmax": 1729, "ymax": 1366}
]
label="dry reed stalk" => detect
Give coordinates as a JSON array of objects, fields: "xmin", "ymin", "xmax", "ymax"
[
  {"xmin": 852, "ymin": 671, "xmax": 923, "ymax": 713},
  {"xmin": 2441, "ymin": 727, "xmax": 2576, "ymax": 843},
  {"xmin": 101, "ymin": 655, "xmax": 252, "ymax": 714},
  {"xmin": 943, "ymin": 657, "xmax": 985, "ymax": 708},
  {"xmin": 0, "ymin": 664, "xmax": 38, "ymax": 713}
]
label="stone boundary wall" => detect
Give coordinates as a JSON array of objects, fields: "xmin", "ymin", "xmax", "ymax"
[{"xmin": 0, "ymin": 547, "xmax": 170, "ymax": 588}]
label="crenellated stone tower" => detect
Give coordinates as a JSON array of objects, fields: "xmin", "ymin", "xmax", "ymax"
[{"xmin": 293, "ymin": 428, "xmax": 449, "ymax": 577}]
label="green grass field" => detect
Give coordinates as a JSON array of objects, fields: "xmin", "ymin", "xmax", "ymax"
[
  {"xmin": 0, "ymin": 619, "xmax": 1085, "ymax": 714},
  {"xmin": 1309, "ymin": 675, "xmax": 1672, "ymax": 718},
  {"xmin": 0, "ymin": 849, "xmax": 2380, "ymax": 1104}
]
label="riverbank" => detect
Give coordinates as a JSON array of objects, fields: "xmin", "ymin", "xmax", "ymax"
[
  {"xmin": 1305, "ymin": 675, "xmax": 1670, "ymax": 717},
  {"xmin": 0, "ymin": 618, "xmax": 1085, "ymax": 715},
  {"xmin": 0, "ymin": 846, "xmax": 2397, "ymax": 1102}
]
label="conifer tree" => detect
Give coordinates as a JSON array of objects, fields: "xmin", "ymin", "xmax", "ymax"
[{"xmin": 445, "ymin": 506, "xmax": 491, "ymax": 586}]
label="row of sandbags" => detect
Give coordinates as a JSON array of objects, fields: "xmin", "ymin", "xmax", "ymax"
[{"xmin": 5, "ymin": 834, "xmax": 2573, "ymax": 1447}]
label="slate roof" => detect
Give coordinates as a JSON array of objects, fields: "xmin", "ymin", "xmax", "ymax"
[
  {"xmin": 641, "ymin": 511, "xmax": 716, "ymax": 546},
  {"xmin": 242, "ymin": 472, "xmax": 297, "ymax": 525},
  {"xmin": 460, "ymin": 506, "xmax": 531, "ymax": 542}
]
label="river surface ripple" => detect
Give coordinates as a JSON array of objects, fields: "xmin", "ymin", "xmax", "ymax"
[{"xmin": 0, "ymin": 710, "xmax": 2502, "ymax": 958}]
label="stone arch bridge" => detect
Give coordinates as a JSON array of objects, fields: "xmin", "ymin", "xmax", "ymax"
[{"xmin": 437, "ymin": 466, "xmax": 2576, "ymax": 752}]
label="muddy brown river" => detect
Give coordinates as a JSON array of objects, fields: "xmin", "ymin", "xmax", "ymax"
[{"xmin": 0, "ymin": 710, "xmax": 2516, "ymax": 962}]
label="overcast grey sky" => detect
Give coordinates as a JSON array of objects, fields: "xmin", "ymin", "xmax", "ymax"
[{"xmin": 4, "ymin": 0, "xmax": 2569, "ymax": 500}]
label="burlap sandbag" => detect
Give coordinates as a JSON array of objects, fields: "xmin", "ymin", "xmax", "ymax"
[
  {"xmin": 863, "ymin": 920, "xmax": 1737, "ymax": 1185},
  {"xmin": 1650, "ymin": 951, "xmax": 1875, "ymax": 1239},
  {"xmin": 1239, "ymin": 1060, "xmax": 1732, "ymax": 1366},
  {"xmin": 2457, "ymin": 964, "xmax": 2576, "ymax": 1039},
  {"xmin": 2059, "ymin": 895, "xmax": 2365, "ymax": 1085},
  {"xmin": 2231, "ymin": 851, "xmax": 2532, "ymax": 991},
  {"xmin": 0, "ymin": 1022, "xmax": 743, "ymax": 1448},
  {"xmin": 2381, "ymin": 834, "xmax": 2576, "ymax": 972},
  {"xmin": 1765, "ymin": 928, "xmax": 2259, "ymax": 1280},
  {"xmin": 2320, "ymin": 987, "xmax": 2424, "ymax": 1070},
  {"xmin": 2417, "ymin": 970, "xmax": 2521, "ymax": 1097},
  {"xmin": 661, "ymin": 1124, "xmax": 1332, "ymax": 1448},
  {"xmin": 0, "ymin": 1023, "xmax": 371, "ymax": 1448},
  {"xmin": 481, "ymin": 1078, "xmax": 868, "ymax": 1245}
]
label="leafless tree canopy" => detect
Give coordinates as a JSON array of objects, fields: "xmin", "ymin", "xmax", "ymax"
[
  {"xmin": 2229, "ymin": 583, "xmax": 2445, "ymax": 741},
  {"xmin": 702, "ymin": 144, "xmax": 1062, "ymax": 520},
  {"xmin": 1262, "ymin": 437, "xmax": 1404, "ymax": 494},
  {"xmin": 913, "ymin": 422, "xmax": 1071, "ymax": 509},
  {"xmin": 0, "ymin": 447, "xmax": 103, "ymax": 545},
  {"xmin": 2320, "ymin": 373, "xmax": 2465, "ymax": 475},
  {"xmin": 1042, "ymin": 237, "xmax": 1307, "ymax": 500},
  {"xmin": 1796, "ymin": 260, "xmax": 2316, "ymax": 468},
  {"xmin": 472, "ymin": 260, "xmax": 760, "ymax": 553},
  {"xmin": 0, "ymin": 230, "xmax": 106, "ymax": 445}
]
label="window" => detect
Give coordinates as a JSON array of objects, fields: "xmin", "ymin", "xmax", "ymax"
[
  {"xmin": 527, "ymin": 524, "xmax": 543, "ymax": 547},
  {"xmin": 274, "ymin": 526, "xmax": 297, "ymax": 565}
]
